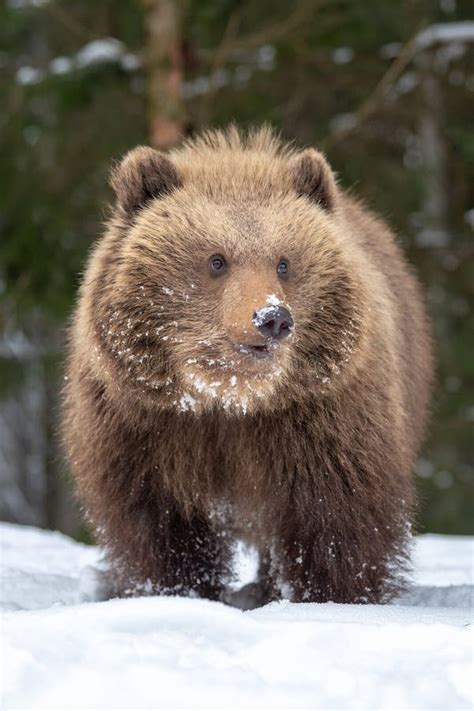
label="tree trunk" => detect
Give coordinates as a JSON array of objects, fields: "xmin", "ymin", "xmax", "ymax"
[{"xmin": 142, "ymin": 0, "xmax": 186, "ymax": 150}]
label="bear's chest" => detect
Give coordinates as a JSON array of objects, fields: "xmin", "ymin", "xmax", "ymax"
[{"xmin": 149, "ymin": 412, "xmax": 293, "ymax": 530}]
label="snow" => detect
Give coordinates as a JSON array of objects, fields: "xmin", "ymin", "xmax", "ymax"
[
  {"xmin": 15, "ymin": 36, "xmax": 274, "ymax": 92},
  {"xmin": 0, "ymin": 523, "xmax": 98, "ymax": 611},
  {"xmin": 15, "ymin": 39, "xmax": 141, "ymax": 86},
  {"xmin": 49, "ymin": 56, "xmax": 74, "ymax": 76},
  {"xmin": 332, "ymin": 47, "xmax": 354, "ymax": 65},
  {"xmin": 377, "ymin": 21, "xmax": 474, "ymax": 64},
  {"xmin": 252, "ymin": 306, "xmax": 278, "ymax": 327},
  {"xmin": 1, "ymin": 523, "xmax": 473, "ymax": 710},
  {"xmin": 266, "ymin": 293, "xmax": 281, "ymax": 306},
  {"xmin": 415, "ymin": 21, "xmax": 474, "ymax": 49},
  {"xmin": 15, "ymin": 66, "xmax": 44, "ymax": 86},
  {"xmin": 8, "ymin": 0, "xmax": 49, "ymax": 8},
  {"xmin": 329, "ymin": 113, "xmax": 357, "ymax": 133},
  {"xmin": 75, "ymin": 39, "xmax": 126, "ymax": 69},
  {"xmin": 179, "ymin": 391, "xmax": 198, "ymax": 411}
]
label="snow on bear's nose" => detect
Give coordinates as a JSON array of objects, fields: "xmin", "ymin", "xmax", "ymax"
[{"xmin": 253, "ymin": 305, "xmax": 294, "ymax": 341}]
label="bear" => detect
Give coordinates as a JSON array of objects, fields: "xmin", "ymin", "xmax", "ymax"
[{"xmin": 62, "ymin": 126, "xmax": 433, "ymax": 606}]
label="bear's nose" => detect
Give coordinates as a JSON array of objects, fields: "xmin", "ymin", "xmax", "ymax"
[{"xmin": 252, "ymin": 305, "xmax": 294, "ymax": 341}]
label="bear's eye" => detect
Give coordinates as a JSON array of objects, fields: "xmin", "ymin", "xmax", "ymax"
[
  {"xmin": 209, "ymin": 254, "xmax": 227, "ymax": 276},
  {"xmin": 277, "ymin": 258, "xmax": 289, "ymax": 279}
]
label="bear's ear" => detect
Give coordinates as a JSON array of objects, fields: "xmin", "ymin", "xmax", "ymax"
[
  {"xmin": 291, "ymin": 148, "xmax": 337, "ymax": 211},
  {"xmin": 110, "ymin": 146, "xmax": 182, "ymax": 216}
]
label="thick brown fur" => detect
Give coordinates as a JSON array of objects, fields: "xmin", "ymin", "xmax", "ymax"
[{"xmin": 62, "ymin": 126, "xmax": 433, "ymax": 604}]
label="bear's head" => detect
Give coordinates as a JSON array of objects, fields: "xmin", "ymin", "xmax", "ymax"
[{"xmin": 92, "ymin": 128, "xmax": 369, "ymax": 414}]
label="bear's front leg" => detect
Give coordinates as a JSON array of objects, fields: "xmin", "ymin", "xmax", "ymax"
[
  {"xmin": 274, "ymin": 495, "xmax": 411, "ymax": 604},
  {"xmin": 65, "ymin": 381, "xmax": 232, "ymax": 601},
  {"xmin": 102, "ymin": 498, "xmax": 232, "ymax": 600},
  {"xmin": 275, "ymin": 530, "xmax": 399, "ymax": 604}
]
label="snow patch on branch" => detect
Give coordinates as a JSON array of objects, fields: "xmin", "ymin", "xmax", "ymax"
[
  {"xmin": 74, "ymin": 38, "xmax": 134, "ymax": 69},
  {"xmin": 416, "ymin": 21, "xmax": 474, "ymax": 49},
  {"xmin": 16, "ymin": 38, "xmax": 141, "ymax": 85},
  {"xmin": 8, "ymin": 0, "xmax": 49, "ymax": 8},
  {"xmin": 379, "ymin": 22, "xmax": 474, "ymax": 63}
]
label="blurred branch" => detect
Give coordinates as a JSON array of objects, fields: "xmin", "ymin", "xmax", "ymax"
[
  {"xmin": 194, "ymin": 0, "xmax": 326, "ymax": 125},
  {"xmin": 221, "ymin": 0, "xmax": 323, "ymax": 55},
  {"xmin": 43, "ymin": 2, "xmax": 91, "ymax": 41},
  {"xmin": 323, "ymin": 21, "xmax": 474, "ymax": 150},
  {"xmin": 323, "ymin": 34, "xmax": 422, "ymax": 150},
  {"xmin": 197, "ymin": 11, "xmax": 241, "ymax": 124}
]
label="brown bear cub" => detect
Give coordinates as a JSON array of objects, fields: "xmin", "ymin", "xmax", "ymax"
[{"xmin": 63, "ymin": 127, "xmax": 433, "ymax": 605}]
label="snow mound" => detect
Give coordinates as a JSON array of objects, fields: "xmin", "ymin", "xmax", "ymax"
[
  {"xmin": 0, "ymin": 522, "xmax": 98, "ymax": 612},
  {"xmin": 1, "ymin": 523, "xmax": 473, "ymax": 710}
]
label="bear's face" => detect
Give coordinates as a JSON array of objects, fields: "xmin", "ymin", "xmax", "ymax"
[{"xmin": 95, "ymin": 137, "xmax": 365, "ymax": 414}]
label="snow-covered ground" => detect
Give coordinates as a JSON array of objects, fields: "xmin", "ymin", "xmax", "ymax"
[{"xmin": 1, "ymin": 523, "xmax": 472, "ymax": 710}]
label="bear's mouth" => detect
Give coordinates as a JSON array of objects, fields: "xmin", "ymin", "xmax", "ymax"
[{"xmin": 234, "ymin": 342, "xmax": 275, "ymax": 360}]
